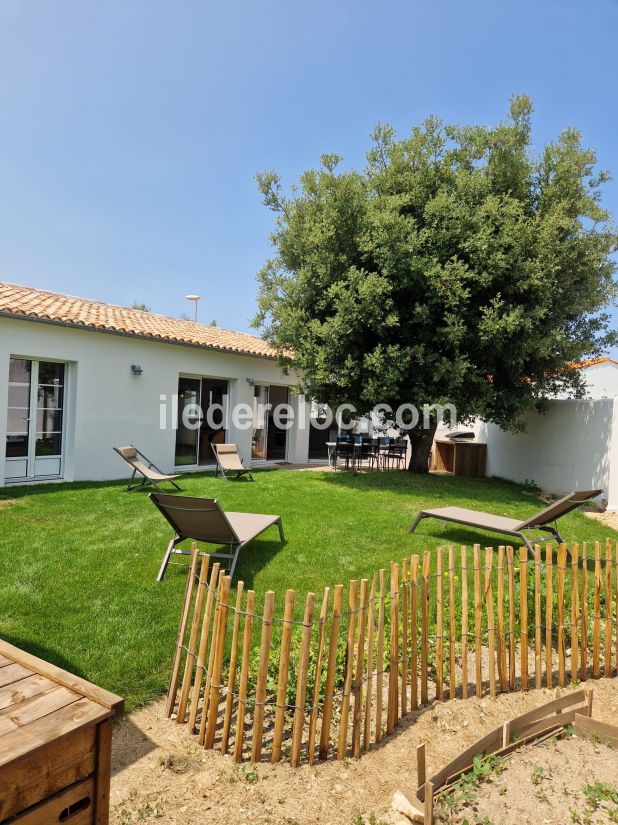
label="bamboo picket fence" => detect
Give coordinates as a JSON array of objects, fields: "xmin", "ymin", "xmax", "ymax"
[{"xmin": 166, "ymin": 539, "xmax": 618, "ymax": 766}]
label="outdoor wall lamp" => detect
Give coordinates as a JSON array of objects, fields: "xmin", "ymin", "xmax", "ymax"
[
  {"xmin": 130, "ymin": 364, "xmax": 143, "ymax": 376},
  {"xmin": 246, "ymin": 377, "xmax": 255, "ymax": 386}
]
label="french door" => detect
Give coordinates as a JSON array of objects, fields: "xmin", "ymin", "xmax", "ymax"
[
  {"xmin": 174, "ymin": 376, "xmax": 228, "ymax": 467},
  {"xmin": 251, "ymin": 384, "xmax": 289, "ymax": 461},
  {"xmin": 5, "ymin": 357, "xmax": 66, "ymax": 481}
]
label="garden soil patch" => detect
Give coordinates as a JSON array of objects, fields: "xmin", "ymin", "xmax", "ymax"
[{"xmin": 110, "ymin": 677, "xmax": 618, "ymax": 825}]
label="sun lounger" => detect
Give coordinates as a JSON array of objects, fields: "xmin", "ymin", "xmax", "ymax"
[
  {"xmin": 409, "ymin": 489, "xmax": 602, "ymax": 553},
  {"xmin": 212, "ymin": 443, "xmax": 253, "ymax": 481},
  {"xmin": 151, "ymin": 492, "xmax": 284, "ymax": 580},
  {"xmin": 113, "ymin": 445, "xmax": 181, "ymax": 492}
]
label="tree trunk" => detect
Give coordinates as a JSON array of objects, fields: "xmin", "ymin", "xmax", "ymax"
[{"xmin": 407, "ymin": 420, "xmax": 438, "ymax": 473}]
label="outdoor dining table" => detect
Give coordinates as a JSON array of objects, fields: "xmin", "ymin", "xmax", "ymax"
[{"xmin": 326, "ymin": 440, "xmax": 398, "ymax": 472}]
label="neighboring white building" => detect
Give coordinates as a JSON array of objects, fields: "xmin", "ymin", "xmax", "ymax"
[
  {"xmin": 571, "ymin": 357, "xmax": 618, "ymax": 399},
  {"xmin": 0, "ymin": 282, "xmax": 322, "ymax": 487}
]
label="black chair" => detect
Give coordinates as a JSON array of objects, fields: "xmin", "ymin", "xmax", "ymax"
[{"xmin": 382, "ymin": 438, "xmax": 408, "ymax": 470}]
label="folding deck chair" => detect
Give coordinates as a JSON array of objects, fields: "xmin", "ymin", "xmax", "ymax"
[
  {"xmin": 409, "ymin": 489, "xmax": 602, "ymax": 554},
  {"xmin": 113, "ymin": 445, "xmax": 182, "ymax": 492},
  {"xmin": 212, "ymin": 443, "xmax": 253, "ymax": 481},
  {"xmin": 150, "ymin": 492, "xmax": 284, "ymax": 581}
]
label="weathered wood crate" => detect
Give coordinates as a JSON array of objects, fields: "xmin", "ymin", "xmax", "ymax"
[{"xmin": 0, "ymin": 639, "xmax": 123, "ymax": 824}]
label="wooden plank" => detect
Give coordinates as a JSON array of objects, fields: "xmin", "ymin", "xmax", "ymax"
[
  {"xmin": 534, "ymin": 544, "xmax": 542, "ymax": 689},
  {"xmin": 473, "ymin": 545, "xmax": 482, "ymax": 697},
  {"xmin": 251, "ymin": 590, "xmax": 275, "ymax": 762},
  {"xmin": 417, "ymin": 742, "xmax": 426, "ymax": 788},
  {"xmin": 233, "ymin": 589, "xmax": 255, "ymax": 763},
  {"xmin": 605, "ymin": 539, "xmax": 613, "ymax": 678},
  {"xmin": 352, "ymin": 579, "xmax": 369, "ymax": 759},
  {"xmin": 204, "ymin": 575, "xmax": 231, "ymax": 749},
  {"xmin": 0, "ymin": 686, "xmax": 80, "ymax": 737},
  {"xmin": 557, "ymin": 544, "xmax": 567, "ymax": 687},
  {"xmin": 519, "ymin": 546, "xmax": 528, "ymax": 691},
  {"xmin": 319, "ymin": 583, "xmax": 344, "ymax": 759},
  {"xmin": 176, "ymin": 548, "xmax": 207, "ymax": 724},
  {"xmin": 0, "ymin": 644, "xmax": 120, "ymax": 717},
  {"xmin": 308, "ymin": 587, "xmax": 330, "ymax": 764},
  {"xmin": 9, "ymin": 777, "xmax": 95, "ymax": 825},
  {"xmin": 423, "ymin": 781, "xmax": 433, "ymax": 825},
  {"xmin": 221, "ymin": 581, "xmax": 245, "ymax": 755},
  {"xmin": 461, "ymin": 547, "xmax": 468, "ymax": 700},
  {"xmin": 364, "ymin": 576, "xmax": 376, "ymax": 751},
  {"xmin": 271, "ymin": 588, "xmax": 295, "ymax": 763},
  {"xmin": 0, "ymin": 663, "xmax": 32, "ymax": 690},
  {"xmin": 485, "ymin": 548, "xmax": 496, "ymax": 698},
  {"xmin": 435, "ymin": 549, "xmax": 444, "ymax": 702},
  {"xmin": 581, "ymin": 542, "xmax": 588, "ymax": 681},
  {"xmin": 574, "ymin": 713, "xmax": 618, "ymax": 746},
  {"xmin": 509, "ymin": 689, "xmax": 587, "ymax": 735},
  {"xmin": 0, "ymin": 654, "xmax": 12, "ymax": 666},
  {"xmin": 188, "ymin": 561, "xmax": 221, "ymax": 734},
  {"xmin": 421, "ymin": 552, "xmax": 430, "ymax": 705},
  {"xmin": 545, "ymin": 543, "xmax": 553, "ymax": 687},
  {"xmin": 388, "ymin": 562, "xmax": 400, "ymax": 728},
  {"xmin": 593, "ymin": 540, "xmax": 601, "ymax": 679},
  {"xmin": 448, "ymin": 546, "xmax": 456, "ymax": 700},
  {"xmin": 0, "ymin": 725, "xmax": 95, "ymax": 820},
  {"xmin": 571, "ymin": 543, "xmax": 579, "ymax": 683},
  {"xmin": 401, "ymin": 559, "xmax": 409, "ymax": 716},
  {"xmin": 337, "ymin": 580, "xmax": 358, "ymax": 759},
  {"xmin": 496, "ymin": 546, "xmax": 506, "ymax": 692},
  {"xmin": 291, "ymin": 592, "xmax": 315, "ymax": 767},
  {"xmin": 94, "ymin": 717, "xmax": 113, "ymax": 825},
  {"xmin": 0, "ymin": 696, "xmax": 109, "ymax": 768},
  {"xmin": 507, "ymin": 546, "xmax": 516, "ymax": 691},
  {"xmin": 375, "ymin": 569, "xmax": 386, "ymax": 743},
  {"xmin": 410, "ymin": 557, "xmax": 419, "ymax": 710},
  {"xmin": 427, "ymin": 726, "xmax": 503, "ymax": 791},
  {"xmin": 0, "ymin": 673, "xmax": 55, "ymax": 711}
]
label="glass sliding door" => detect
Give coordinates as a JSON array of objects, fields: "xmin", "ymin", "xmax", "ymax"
[
  {"xmin": 5, "ymin": 357, "xmax": 66, "ymax": 481},
  {"xmin": 252, "ymin": 385, "xmax": 269, "ymax": 460},
  {"xmin": 175, "ymin": 377, "xmax": 201, "ymax": 466},
  {"xmin": 251, "ymin": 384, "xmax": 289, "ymax": 461},
  {"xmin": 174, "ymin": 376, "xmax": 228, "ymax": 467}
]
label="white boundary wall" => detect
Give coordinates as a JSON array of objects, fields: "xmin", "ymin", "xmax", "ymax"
[{"xmin": 476, "ymin": 398, "xmax": 618, "ymax": 511}]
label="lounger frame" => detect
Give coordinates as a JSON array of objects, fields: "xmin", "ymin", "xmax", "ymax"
[
  {"xmin": 113, "ymin": 445, "xmax": 182, "ymax": 493},
  {"xmin": 212, "ymin": 443, "xmax": 254, "ymax": 481}
]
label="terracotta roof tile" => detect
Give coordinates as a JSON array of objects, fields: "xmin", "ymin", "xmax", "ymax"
[
  {"xmin": 572, "ymin": 357, "xmax": 618, "ymax": 369},
  {"xmin": 0, "ymin": 282, "xmax": 277, "ymax": 359}
]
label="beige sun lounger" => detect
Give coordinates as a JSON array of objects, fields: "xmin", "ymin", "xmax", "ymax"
[
  {"xmin": 114, "ymin": 445, "xmax": 181, "ymax": 492},
  {"xmin": 151, "ymin": 493, "xmax": 284, "ymax": 580},
  {"xmin": 409, "ymin": 489, "xmax": 602, "ymax": 554},
  {"xmin": 212, "ymin": 443, "xmax": 253, "ymax": 481}
]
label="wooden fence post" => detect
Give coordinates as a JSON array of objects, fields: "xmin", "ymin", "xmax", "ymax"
[
  {"xmin": 376, "ymin": 570, "xmax": 386, "ymax": 742},
  {"xmin": 388, "ymin": 563, "xmax": 400, "ymax": 729},
  {"xmin": 251, "ymin": 591, "xmax": 275, "ymax": 762},
  {"xmin": 166, "ymin": 546, "xmax": 200, "ymax": 718},
  {"xmin": 308, "ymin": 587, "xmax": 330, "ymax": 764},
  {"xmin": 593, "ymin": 541, "xmax": 601, "ymax": 679},
  {"xmin": 319, "ymin": 583, "xmax": 343, "ymax": 759},
  {"xmin": 571, "ymin": 543, "xmax": 579, "ymax": 683},
  {"xmin": 485, "ymin": 548, "xmax": 496, "ymax": 698},
  {"xmin": 290, "ymin": 592, "xmax": 315, "ymax": 767},
  {"xmin": 337, "ymin": 580, "xmax": 358, "ymax": 759},
  {"xmin": 188, "ymin": 561, "xmax": 220, "ymax": 734},
  {"xmin": 581, "ymin": 543, "xmax": 588, "ymax": 681},
  {"xmin": 448, "ymin": 546, "xmax": 456, "ymax": 700},
  {"xmin": 221, "ymin": 582, "xmax": 244, "ymax": 755},
  {"xmin": 421, "ymin": 552, "xmax": 431, "ymax": 705},
  {"xmin": 605, "ymin": 539, "xmax": 613, "ymax": 679},
  {"xmin": 272, "ymin": 589, "xmax": 296, "ymax": 763},
  {"xmin": 506, "ymin": 546, "xmax": 515, "ymax": 691},
  {"xmin": 435, "ymin": 549, "xmax": 444, "ymax": 702},
  {"xmin": 410, "ymin": 557, "xmax": 419, "ymax": 709},
  {"xmin": 352, "ymin": 579, "xmax": 369, "ymax": 759},
  {"xmin": 534, "ymin": 545, "xmax": 542, "ymax": 690},
  {"xmin": 364, "ymin": 576, "xmax": 377, "ymax": 751},
  {"xmin": 204, "ymin": 575, "xmax": 231, "ymax": 749},
  {"xmin": 519, "ymin": 547, "xmax": 528, "ymax": 691},
  {"xmin": 473, "ymin": 545, "xmax": 482, "ymax": 698},
  {"xmin": 496, "ymin": 546, "xmax": 506, "ymax": 692},
  {"xmin": 233, "ymin": 589, "xmax": 254, "ymax": 763},
  {"xmin": 557, "ymin": 545, "xmax": 567, "ymax": 687},
  {"xmin": 401, "ymin": 560, "xmax": 409, "ymax": 717},
  {"xmin": 545, "ymin": 544, "xmax": 553, "ymax": 688},
  {"xmin": 461, "ymin": 547, "xmax": 469, "ymax": 700}
]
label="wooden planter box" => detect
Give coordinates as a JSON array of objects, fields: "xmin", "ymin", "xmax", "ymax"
[{"xmin": 0, "ymin": 639, "xmax": 123, "ymax": 824}]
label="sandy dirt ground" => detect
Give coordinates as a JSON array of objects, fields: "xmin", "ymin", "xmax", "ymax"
[
  {"xmin": 110, "ymin": 678, "xmax": 618, "ymax": 825},
  {"xmin": 434, "ymin": 729, "xmax": 618, "ymax": 824}
]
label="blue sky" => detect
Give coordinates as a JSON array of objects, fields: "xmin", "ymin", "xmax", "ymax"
[{"xmin": 0, "ymin": 0, "xmax": 616, "ymax": 351}]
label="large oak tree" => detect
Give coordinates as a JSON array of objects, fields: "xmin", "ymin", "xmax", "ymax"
[{"xmin": 254, "ymin": 96, "xmax": 617, "ymax": 471}]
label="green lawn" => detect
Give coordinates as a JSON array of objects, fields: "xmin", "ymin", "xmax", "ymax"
[{"xmin": 0, "ymin": 468, "xmax": 614, "ymax": 711}]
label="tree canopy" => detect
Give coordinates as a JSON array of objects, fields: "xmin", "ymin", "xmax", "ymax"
[{"xmin": 254, "ymin": 96, "xmax": 617, "ymax": 470}]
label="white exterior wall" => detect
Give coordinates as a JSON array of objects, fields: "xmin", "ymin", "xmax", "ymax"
[
  {"xmin": 579, "ymin": 361, "xmax": 618, "ymax": 399},
  {"xmin": 475, "ymin": 398, "xmax": 618, "ymax": 511},
  {"xmin": 0, "ymin": 316, "xmax": 307, "ymax": 486}
]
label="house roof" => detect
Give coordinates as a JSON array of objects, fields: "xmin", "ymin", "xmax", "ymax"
[
  {"xmin": 572, "ymin": 357, "xmax": 618, "ymax": 370},
  {"xmin": 0, "ymin": 282, "xmax": 278, "ymax": 359}
]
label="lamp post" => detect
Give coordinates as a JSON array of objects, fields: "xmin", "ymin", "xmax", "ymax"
[{"xmin": 184, "ymin": 294, "xmax": 201, "ymax": 322}]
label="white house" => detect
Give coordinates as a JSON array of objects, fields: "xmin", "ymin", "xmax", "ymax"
[{"xmin": 0, "ymin": 282, "xmax": 326, "ymax": 487}]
